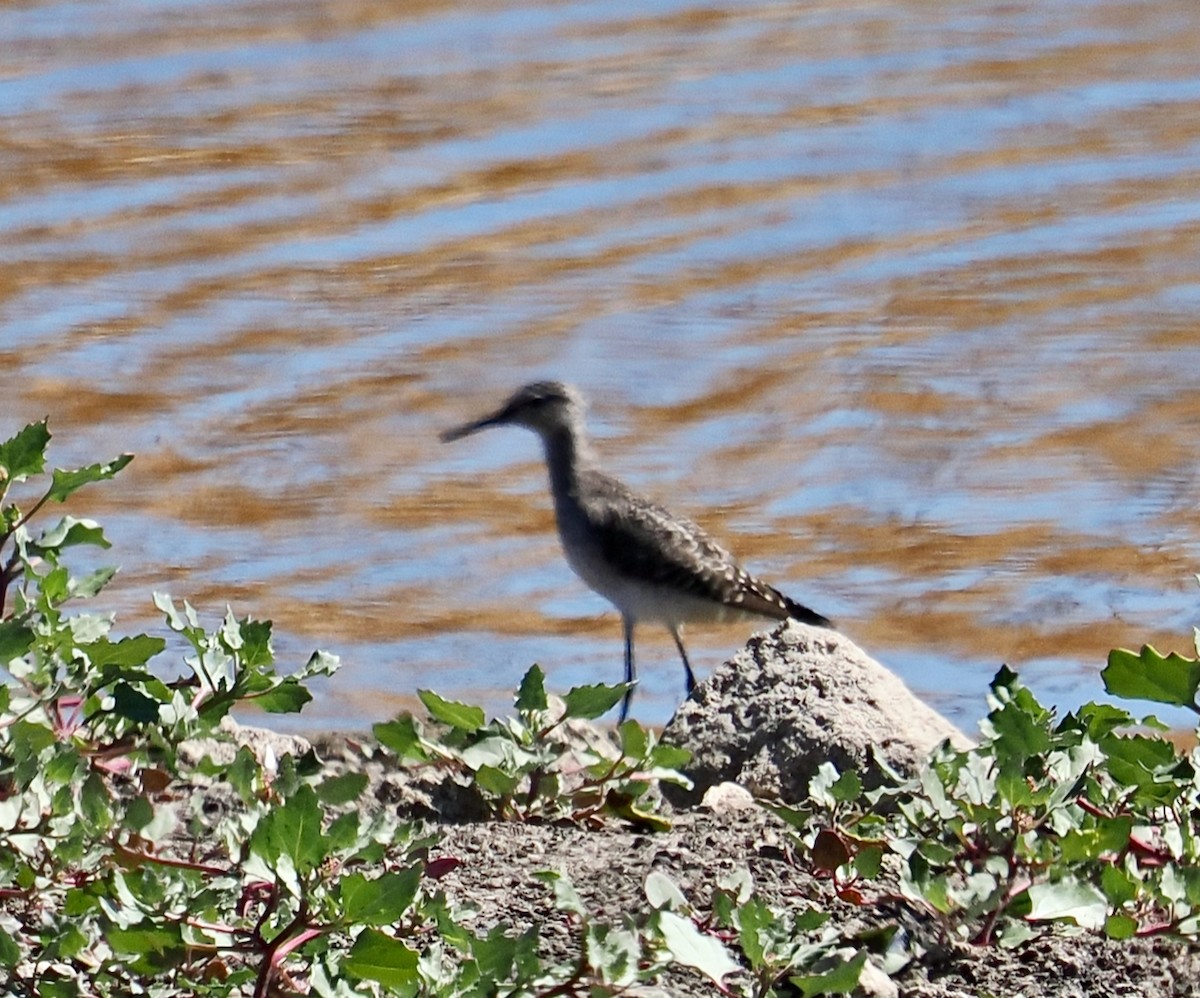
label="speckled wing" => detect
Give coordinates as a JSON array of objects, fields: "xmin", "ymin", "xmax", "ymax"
[{"xmin": 580, "ymin": 471, "xmax": 830, "ymax": 626}]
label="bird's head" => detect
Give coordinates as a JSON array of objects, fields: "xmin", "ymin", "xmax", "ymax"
[{"xmin": 441, "ymin": 381, "xmax": 586, "ymax": 443}]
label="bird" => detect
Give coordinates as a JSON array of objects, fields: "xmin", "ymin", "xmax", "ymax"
[{"xmin": 440, "ymin": 380, "xmax": 832, "ymax": 721}]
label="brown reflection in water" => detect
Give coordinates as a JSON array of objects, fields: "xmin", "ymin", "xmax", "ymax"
[{"xmin": 2, "ymin": 0, "xmax": 1200, "ymax": 729}]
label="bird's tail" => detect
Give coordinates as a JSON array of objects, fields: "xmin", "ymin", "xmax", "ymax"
[{"xmin": 783, "ymin": 596, "xmax": 832, "ymax": 629}]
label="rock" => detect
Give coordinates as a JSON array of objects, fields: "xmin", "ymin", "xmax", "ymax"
[
  {"xmin": 178, "ymin": 715, "xmax": 314, "ymax": 772},
  {"xmin": 699, "ymin": 781, "xmax": 757, "ymax": 813},
  {"xmin": 662, "ymin": 621, "xmax": 972, "ymax": 806}
]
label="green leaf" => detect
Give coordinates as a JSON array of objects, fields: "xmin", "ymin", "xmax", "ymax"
[
  {"xmin": 0, "ymin": 619, "xmax": 34, "ymax": 662},
  {"xmin": 854, "ymin": 845, "xmax": 884, "ymax": 880},
  {"xmin": 327, "ymin": 810, "xmax": 361, "ymax": 851},
  {"xmin": 107, "ymin": 922, "xmax": 184, "ymax": 970},
  {"xmin": 0, "ymin": 927, "xmax": 20, "ymax": 968},
  {"xmin": 472, "ymin": 924, "xmax": 536, "ymax": 983},
  {"xmin": 618, "ymin": 719, "xmax": 649, "ymax": 759},
  {"xmin": 1101, "ymin": 733, "xmax": 1186, "ymax": 800},
  {"xmin": 80, "ymin": 771, "xmax": 114, "ymax": 832},
  {"xmin": 253, "ymin": 784, "xmax": 326, "ymax": 873},
  {"xmin": 341, "ymin": 867, "xmax": 422, "ymax": 926},
  {"xmin": 84, "ymin": 634, "xmax": 166, "ymax": 669},
  {"xmin": 791, "ymin": 951, "xmax": 868, "ymax": 997},
  {"xmin": 317, "ymin": 771, "xmax": 369, "ymax": 805},
  {"xmin": 111, "ymin": 681, "xmax": 162, "ymax": 723},
  {"xmin": 0, "ymin": 420, "xmax": 50, "ymax": 482},
  {"xmin": 657, "ymin": 911, "xmax": 739, "ymax": 985},
  {"xmin": 1059, "ymin": 816, "xmax": 1133, "ymax": 863},
  {"xmin": 561, "ymin": 682, "xmax": 628, "ymax": 720},
  {"xmin": 253, "ymin": 678, "xmax": 313, "ymax": 714},
  {"xmin": 736, "ymin": 896, "xmax": 775, "ymax": 969},
  {"xmin": 648, "ymin": 742, "xmax": 692, "ymax": 771},
  {"xmin": 124, "ymin": 795, "xmax": 155, "ymax": 832},
  {"xmin": 535, "ymin": 870, "xmax": 587, "ymax": 916},
  {"xmin": 1104, "ymin": 913, "xmax": 1138, "ymax": 940},
  {"xmin": 36, "ymin": 516, "xmax": 111, "ymax": 550},
  {"xmin": 986, "ymin": 679, "xmax": 1052, "ymax": 764},
  {"xmin": 374, "ymin": 715, "xmax": 429, "ymax": 761},
  {"xmin": 72, "ymin": 565, "xmax": 118, "ymax": 598},
  {"xmin": 1026, "ymin": 878, "xmax": 1108, "ymax": 930},
  {"xmin": 475, "ymin": 764, "xmax": 521, "ymax": 797},
  {"xmin": 1072, "ymin": 702, "xmax": 1137, "ymax": 740},
  {"xmin": 1101, "ymin": 864, "xmax": 1138, "ymax": 907},
  {"xmin": 419, "ymin": 689, "xmax": 486, "ymax": 731},
  {"xmin": 47, "ymin": 453, "xmax": 133, "ymax": 503},
  {"xmin": 830, "ymin": 768, "xmax": 862, "ymax": 802},
  {"xmin": 1104, "ymin": 646, "xmax": 1200, "ymax": 709},
  {"xmin": 516, "ymin": 664, "xmax": 548, "ymax": 713},
  {"xmin": 235, "ymin": 617, "xmax": 274, "ymax": 669},
  {"xmin": 343, "ymin": 929, "xmax": 419, "ymax": 991}
]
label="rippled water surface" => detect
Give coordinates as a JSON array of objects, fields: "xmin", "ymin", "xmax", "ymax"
[{"xmin": 4, "ymin": 0, "xmax": 1200, "ymax": 730}]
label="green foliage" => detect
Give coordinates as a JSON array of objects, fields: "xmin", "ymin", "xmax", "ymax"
[
  {"xmin": 646, "ymin": 867, "xmax": 869, "ymax": 998},
  {"xmin": 374, "ymin": 663, "xmax": 692, "ymax": 825},
  {"xmin": 779, "ymin": 662, "xmax": 1200, "ymax": 947},
  {"xmin": 0, "ymin": 423, "xmax": 732, "ymax": 997},
  {"xmin": 1104, "ymin": 644, "xmax": 1200, "ymax": 714},
  {"xmin": 11, "ymin": 420, "xmax": 1200, "ymax": 996}
]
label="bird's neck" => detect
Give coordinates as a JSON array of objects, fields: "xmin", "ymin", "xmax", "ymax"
[{"xmin": 541, "ymin": 421, "xmax": 597, "ymax": 503}]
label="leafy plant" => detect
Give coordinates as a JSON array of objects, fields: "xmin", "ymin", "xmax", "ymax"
[
  {"xmin": 776, "ymin": 661, "xmax": 1200, "ymax": 948},
  {"xmin": 374, "ymin": 663, "xmax": 692, "ymax": 827},
  {"xmin": 11, "ymin": 417, "xmax": 1200, "ymax": 997}
]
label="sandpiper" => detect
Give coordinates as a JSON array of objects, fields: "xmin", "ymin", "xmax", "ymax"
[{"xmin": 441, "ymin": 380, "xmax": 831, "ymax": 720}]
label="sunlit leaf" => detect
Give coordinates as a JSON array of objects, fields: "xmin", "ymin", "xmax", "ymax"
[
  {"xmin": 253, "ymin": 784, "xmax": 326, "ymax": 873},
  {"xmin": 1104, "ymin": 913, "xmax": 1138, "ymax": 940},
  {"xmin": 252, "ymin": 678, "xmax": 312, "ymax": 714},
  {"xmin": 0, "ymin": 420, "xmax": 50, "ymax": 482},
  {"xmin": 736, "ymin": 896, "xmax": 774, "ymax": 969},
  {"xmin": 791, "ymin": 951, "xmax": 868, "ymax": 997},
  {"xmin": 645, "ymin": 871, "xmax": 688, "ymax": 912},
  {"xmin": 618, "ymin": 719, "xmax": 648, "ymax": 759},
  {"xmin": 1104, "ymin": 645, "xmax": 1200, "ymax": 710},
  {"xmin": 586, "ymin": 922, "xmax": 639, "ymax": 987},
  {"xmin": 657, "ymin": 911, "xmax": 739, "ymax": 985},
  {"xmin": 1026, "ymin": 878, "xmax": 1108, "ymax": 930},
  {"xmin": 37, "ymin": 516, "xmax": 111, "ymax": 550},
  {"xmin": 418, "ymin": 689, "xmax": 486, "ymax": 731},
  {"xmin": 72, "ymin": 565, "xmax": 118, "ymax": 598},
  {"xmin": 47, "ymin": 453, "xmax": 133, "ymax": 502},
  {"xmin": 340, "ymin": 867, "xmax": 421, "ymax": 926},
  {"xmin": 85, "ymin": 634, "xmax": 166, "ymax": 669},
  {"xmin": 373, "ymin": 715, "xmax": 429, "ymax": 761},
  {"xmin": 534, "ymin": 870, "xmax": 587, "ymax": 917},
  {"xmin": 561, "ymin": 682, "xmax": 628, "ymax": 720},
  {"xmin": 343, "ymin": 929, "xmax": 419, "ymax": 990},
  {"xmin": 475, "ymin": 764, "xmax": 521, "ymax": 797}
]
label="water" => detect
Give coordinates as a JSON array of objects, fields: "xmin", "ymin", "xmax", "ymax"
[{"xmin": 3, "ymin": 0, "xmax": 1200, "ymax": 733}]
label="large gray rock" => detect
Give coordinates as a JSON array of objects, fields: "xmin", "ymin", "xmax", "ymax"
[{"xmin": 663, "ymin": 621, "xmax": 972, "ymax": 806}]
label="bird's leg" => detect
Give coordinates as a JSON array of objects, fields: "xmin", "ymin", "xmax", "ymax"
[
  {"xmin": 620, "ymin": 616, "xmax": 636, "ymax": 723},
  {"xmin": 669, "ymin": 625, "xmax": 697, "ymax": 697}
]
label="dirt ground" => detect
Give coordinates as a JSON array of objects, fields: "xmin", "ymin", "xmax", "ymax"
[{"xmin": 309, "ymin": 734, "xmax": 1200, "ymax": 998}]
